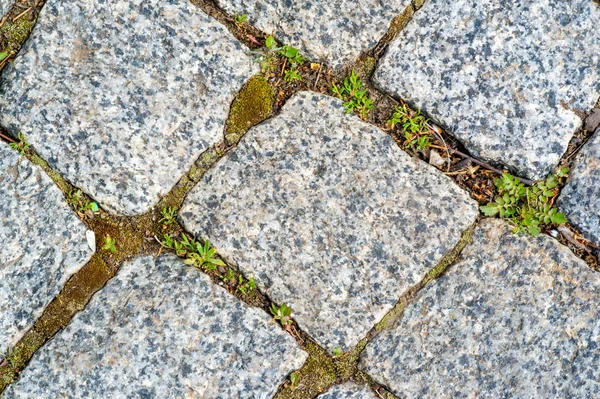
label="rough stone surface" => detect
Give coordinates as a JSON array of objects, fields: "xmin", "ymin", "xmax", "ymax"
[
  {"xmin": 361, "ymin": 219, "xmax": 600, "ymax": 398},
  {"xmin": 0, "ymin": 0, "xmax": 258, "ymax": 215},
  {"xmin": 0, "ymin": 0, "xmax": 11, "ymax": 16},
  {"xmin": 4, "ymin": 255, "xmax": 306, "ymax": 398},
  {"xmin": 558, "ymin": 129, "xmax": 600, "ymax": 245},
  {"xmin": 0, "ymin": 143, "xmax": 92, "ymax": 358},
  {"xmin": 215, "ymin": 0, "xmax": 412, "ymax": 69},
  {"xmin": 181, "ymin": 92, "xmax": 478, "ymax": 351},
  {"xmin": 585, "ymin": 108, "xmax": 600, "ymax": 132},
  {"xmin": 374, "ymin": 0, "xmax": 600, "ymax": 180},
  {"xmin": 318, "ymin": 383, "xmax": 378, "ymax": 399}
]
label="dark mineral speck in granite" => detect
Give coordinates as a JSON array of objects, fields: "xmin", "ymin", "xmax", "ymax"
[
  {"xmin": 0, "ymin": 0, "xmax": 257, "ymax": 215},
  {"xmin": 0, "ymin": 143, "xmax": 92, "ymax": 359},
  {"xmin": 3, "ymin": 255, "xmax": 307, "ymax": 398},
  {"xmin": 180, "ymin": 92, "xmax": 478, "ymax": 352},
  {"xmin": 361, "ymin": 219, "xmax": 600, "ymax": 398},
  {"xmin": 374, "ymin": 0, "xmax": 600, "ymax": 180}
]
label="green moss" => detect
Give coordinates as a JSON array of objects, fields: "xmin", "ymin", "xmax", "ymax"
[
  {"xmin": 0, "ymin": 15, "xmax": 36, "ymax": 62},
  {"xmin": 225, "ymin": 75, "xmax": 274, "ymax": 146},
  {"xmin": 0, "ymin": 366, "xmax": 16, "ymax": 392},
  {"xmin": 387, "ymin": 5, "xmax": 415, "ymax": 38},
  {"xmin": 28, "ymin": 153, "xmax": 72, "ymax": 194},
  {"xmin": 274, "ymin": 341, "xmax": 336, "ymax": 398},
  {"xmin": 351, "ymin": 56, "xmax": 378, "ymax": 81}
]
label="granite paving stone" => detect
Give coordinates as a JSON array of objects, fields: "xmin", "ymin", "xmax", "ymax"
[
  {"xmin": 3, "ymin": 255, "xmax": 307, "ymax": 398},
  {"xmin": 558, "ymin": 128, "xmax": 600, "ymax": 245},
  {"xmin": 317, "ymin": 383, "xmax": 378, "ymax": 399},
  {"xmin": 180, "ymin": 92, "xmax": 478, "ymax": 351},
  {"xmin": 0, "ymin": 143, "xmax": 92, "ymax": 358},
  {"xmin": 0, "ymin": 0, "xmax": 258, "ymax": 215},
  {"xmin": 374, "ymin": 0, "xmax": 600, "ymax": 180},
  {"xmin": 215, "ymin": 0, "xmax": 412, "ymax": 69},
  {"xmin": 361, "ymin": 219, "xmax": 600, "ymax": 398},
  {"xmin": 0, "ymin": 0, "xmax": 11, "ymax": 16}
]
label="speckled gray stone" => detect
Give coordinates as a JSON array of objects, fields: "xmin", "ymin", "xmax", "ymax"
[
  {"xmin": 0, "ymin": 0, "xmax": 11, "ymax": 16},
  {"xmin": 558, "ymin": 129, "xmax": 600, "ymax": 245},
  {"xmin": 0, "ymin": 0, "xmax": 258, "ymax": 216},
  {"xmin": 215, "ymin": 0, "xmax": 412, "ymax": 69},
  {"xmin": 375, "ymin": 0, "xmax": 600, "ymax": 180},
  {"xmin": 4, "ymin": 255, "xmax": 306, "ymax": 398},
  {"xmin": 0, "ymin": 143, "xmax": 92, "ymax": 359},
  {"xmin": 361, "ymin": 219, "xmax": 600, "ymax": 398},
  {"xmin": 318, "ymin": 383, "xmax": 378, "ymax": 399},
  {"xmin": 180, "ymin": 92, "xmax": 478, "ymax": 351}
]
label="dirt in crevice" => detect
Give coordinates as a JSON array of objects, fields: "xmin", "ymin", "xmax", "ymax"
[{"xmin": 189, "ymin": 0, "xmax": 269, "ymax": 50}]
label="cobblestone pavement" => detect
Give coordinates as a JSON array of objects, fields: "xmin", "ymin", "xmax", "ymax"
[{"xmin": 0, "ymin": 0, "xmax": 599, "ymax": 398}]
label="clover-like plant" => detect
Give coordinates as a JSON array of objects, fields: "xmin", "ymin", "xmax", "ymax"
[{"xmin": 480, "ymin": 167, "xmax": 569, "ymax": 236}]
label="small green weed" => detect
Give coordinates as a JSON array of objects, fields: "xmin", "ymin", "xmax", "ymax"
[
  {"xmin": 237, "ymin": 276, "xmax": 257, "ymax": 295},
  {"xmin": 183, "ymin": 239, "xmax": 225, "ymax": 271},
  {"xmin": 235, "ymin": 14, "xmax": 248, "ymax": 25},
  {"xmin": 102, "ymin": 236, "xmax": 117, "ymax": 253},
  {"xmin": 480, "ymin": 167, "xmax": 569, "ymax": 236},
  {"xmin": 159, "ymin": 207, "xmax": 177, "ymax": 227},
  {"xmin": 289, "ymin": 372, "xmax": 299, "ymax": 390},
  {"xmin": 332, "ymin": 347, "xmax": 343, "ymax": 357},
  {"xmin": 388, "ymin": 104, "xmax": 432, "ymax": 151},
  {"xmin": 67, "ymin": 189, "xmax": 99, "ymax": 213},
  {"xmin": 162, "ymin": 233, "xmax": 226, "ymax": 271},
  {"xmin": 270, "ymin": 303, "xmax": 293, "ymax": 327},
  {"xmin": 284, "ymin": 68, "xmax": 302, "ymax": 82},
  {"xmin": 9, "ymin": 132, "xmax": 29, "ymax": 155},
  {"xmin": 163, "ymin": 233, "xmax": 225, "ymax": 271},
  {"xmin": 263, "ymin": 36, "xmax": 304, "ymax": 81},
  {"xmin": 332, "ymin": 71, "xmax": 374, "ymax": 118},
  {"xmin": 220, "ymin": 268, "xmax": 235, "ymax": 283}
]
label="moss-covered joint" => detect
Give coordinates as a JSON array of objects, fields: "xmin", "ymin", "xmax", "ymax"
[
  {"xmin": 225, "ymin": 74, "xmax": 275, "ymax": 146},
  {"xmin": 274, "ymin": 341, "xmax": 336, "ymax": 399},
  {"xmin": 0, "ymin": 11, "xmax": 37, "ymax": 67}
]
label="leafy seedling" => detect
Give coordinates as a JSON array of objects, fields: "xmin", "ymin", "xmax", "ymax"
[
  {"xmin": 102, "ymin": 236, "xmax": 117, "ymax": 253},
  {"xmin": 262, "ymin": 36, "xmax": 304, "ymax": 79},
  {"xmin": 284, "ymin": 68, "xmax": 302, "ymax": 82},
  {"xmin": 388, "ymin": 104, "xmax": 433, "ymax": 151},
  {"xmin": 237, "ymin": 276, "xmax": 257, "ymax": 295},
  {"xmin": 220, "ymin": 268, "xmax": 235, "ymax": 283},
  {"xmin": 235, "ymin": 14, "xmax": 248, "ymax": 25},
  {"xmin": 333, "ymin": 347, "xmax": 343, "ymax": 357},
  {"xmin": 159, "ymin": 206, "xmax": 177, "ymax": 227},
  {"xmin": 9, "ymin": 132, "xmax": 30, "ymax": 155},
  {"xmin": 289, "ymin": 372, "xmax": 299, "ymax": 390},
  {"xmin": 332, "ymin": 70, "xmax": 374, "ymax": 118},
  {"xmin": 67, "ymin": 189, "xmax": 99, "ymax": 213},
  {"xmin": 270, "ymin": 303, "xmax": 293, "ymax": 327},
  {"xmin": 480, "ymin": 167, "xmax": 570, "ymax": 236},
  {"xmin": 184, "ymin": 239, "xmax": 226, "ymax": 271}
]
